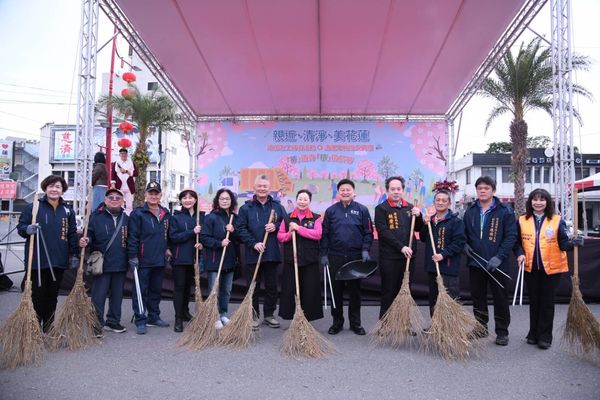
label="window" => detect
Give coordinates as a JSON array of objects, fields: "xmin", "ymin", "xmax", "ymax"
[
  {"xmin": 543, "ymin": 166, "xmax": 551, "ymax": 183},
  {"xmin": 534, "ymin": 167, "xmax": 541, "ymax": 183},
  {"xmin": 170, "ymin": 173, "xmax": 176, "ymax": 190},
  {"xmin": 149, "ymin": 170, "xmax": 161, "ymax": 183},
  {"xmin": 526, "ymin": 167, "xmax": 532, "ymax": 183},
  {"xmin": 575, "ymin": 167, "xmax": 590, "ymax": 180},
  {"xmin": 502, "ymin": 167, "xmax": 513, "ymax": 183},
  {"xmin": 67, "ymin": 171, "xmax": 75, "ymax": 186},
  {"xmin": 147, "ymin": 82, "xmax": 158, "ymax": 91},
  {"xmin": 466, "ymin": 169, "xmax": 471, "ymax": 185},
  {"xmin": 179, "ymin": 175, "xmax": 185, "ymax": 190},
  {"xmin": 481, "ymin": 167, "xmax": 496, "ymax": 181}
]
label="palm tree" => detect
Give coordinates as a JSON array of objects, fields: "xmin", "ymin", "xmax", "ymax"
[
  {"xmin": 97, "ymin": 85, "xmax": 179, "ymax": 206},
  {"xmin": 480, "ymin": 38, "xmax": 592, "ymax": 215}
]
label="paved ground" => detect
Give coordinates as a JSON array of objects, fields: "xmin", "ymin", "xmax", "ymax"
[{"xmin": 0, "ymin": 289, "xmax": 598, "ymax": 400}]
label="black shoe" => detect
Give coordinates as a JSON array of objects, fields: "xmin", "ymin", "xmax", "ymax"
[
  {"xmin": 537, "ymin": 341, "xmax": 551, "ymax": 350},
  {"xmin": 328, "ymin": 323, "xmax": 343, "ymax": 335},
  {"xmin": 94, "ymin": 327, "xmax": 104, "ymax": 339},
  {"xmin": 174, "ymin": 319, "xmax": 183, "ymax": 333},
  {"xmin": 182, "ymin": 310, "xmax": 193, "ymax": 322},
  {"xmin": 526, "ymin": 337, "xmax": 538, "ymax": 345},
  {"xmin": 350, "ymin": 325, "xmax": 366, "ymax": 335},
  {"xmin": 495, "ymin": 335, "xmax": 509, "ymax": 346}
]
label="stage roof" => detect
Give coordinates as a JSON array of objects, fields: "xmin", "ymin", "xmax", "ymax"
[{"xmin": 112, "ymin": 0, "xmax": 532, "ymax": 118}]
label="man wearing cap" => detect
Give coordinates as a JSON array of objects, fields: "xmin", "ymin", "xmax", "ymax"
[
  {"xmin": 127, "ymin": 181, "xmax": 171, "ymax": 334},
  {"xmin": 321, "ymin": 178, "xmax": 374, "ymax": 335},
  {"xmin": 111, "ymin": 148, "xmax": 138, "ymax": 214},
  {"xmin": 236, "ymin": 174, "xmax": 286, "ymax": 329},
  {"xmin": 79, "ymin": 187, "xmax": 129, "ymax": 334}
]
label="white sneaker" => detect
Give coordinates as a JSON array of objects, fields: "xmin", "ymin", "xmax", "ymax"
[
  {"xmin": 220, "ymin": 316, "xmax": 230, "ymax": 326},
  {"xmin": 214, "ymin": 320, "xmax": 224, "ymax": 330}
]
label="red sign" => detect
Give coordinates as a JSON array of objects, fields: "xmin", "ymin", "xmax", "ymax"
[{"xmin": 0, "ymin": 182, "xmax": 17, "ymax": 199}]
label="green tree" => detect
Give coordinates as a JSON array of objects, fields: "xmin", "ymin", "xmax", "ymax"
[
  {"xmin": 480, "ymin": 39, "xmax": 592, "ymax": 214},
  {"xmin": 98, "ymin": 85, "xmax": 179, "ymax": 207},
  {"xmin": 485, "ymin": 136, "xmax": 552, "ymax": 154}
]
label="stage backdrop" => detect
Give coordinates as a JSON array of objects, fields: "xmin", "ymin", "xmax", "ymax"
[{"xmin": 194, "ymin": 121, "xmax": 448, "ymax": 214}]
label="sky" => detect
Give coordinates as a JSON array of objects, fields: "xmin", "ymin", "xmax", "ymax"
[{"xmin": 0, "ymin": 0, "xmax": 599, "ymax": 157}]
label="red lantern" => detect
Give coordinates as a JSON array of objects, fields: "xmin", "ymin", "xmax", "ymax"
[
  {"xmin": 119, "ymin": 121, "xmax": 134, "ymax": 133},
  {"xmin": 117, "ymin": 138, "xmax": 132, "ymax": 148},
  {"xmin": 121, "ymin": 87, "xmax": 136, "ymax": 98},
  {"xmin": 122, "ymin": 72, "xmax": 136, "ymax": 84}
]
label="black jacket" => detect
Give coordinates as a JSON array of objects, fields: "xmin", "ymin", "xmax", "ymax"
[
  {"xmin": 420, "ymin": 211, "xmax": 465, "ymax": 276},
  {"xmin": 463, "ymin": 197, "xmax": 517, "ymax": 273},
  {"xmin": 282, "ymin": 210, "xmax": 320, "ymax": 267},
  {"xmin": 127, "ymin": 203, "xmax": 171, "ymax": 268},
  {"xmin": 321, "ymin": 200, "xmax": 373, "ymax": 258},
  {"xmin": 168, "ymin": 209, "xmax": 205, "ymax": 266},
  {"xmin": 87, "ymin": 204, "xmax": 128, "ymax": 272},
  {"xmin": 201, "ymin": 209, "xmax": 239, "ymax": 272},
  {"xmin": 374, "ymin": 199, "xmax": 423, "ymax": 260}
]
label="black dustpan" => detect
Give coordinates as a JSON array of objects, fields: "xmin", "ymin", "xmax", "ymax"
[{"xmin": 335, "ymin": 260, "xmax": 378, "ymax": 280}]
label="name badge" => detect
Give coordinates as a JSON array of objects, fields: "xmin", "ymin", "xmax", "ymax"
[{"xmin": 545, "ymin": 226, "xmax": 555, "ymax": 239}]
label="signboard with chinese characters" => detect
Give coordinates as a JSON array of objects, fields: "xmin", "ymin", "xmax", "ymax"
[
  {"xmin": 50, "ymin": 126, "xmax": 160, "ymax": 163},
  {"xmin": 194, "ymin": 121, "xmax": 448, "ymax": 214},
  {"xmin": 0, "ymin": 181, "xmax": 17, "ymax": 199},
  {"xmin": 0, "ymin": 141, "xmax": 13, "ymax": 179}
]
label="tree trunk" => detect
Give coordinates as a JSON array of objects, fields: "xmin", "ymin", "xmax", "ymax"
[
  {"xmin": 510, "ymin": 119, "xmax": 528, "ymax": 215},
  {"xmin": 132, "ymin": 140, "xmax": 149, "ymax": 208}
]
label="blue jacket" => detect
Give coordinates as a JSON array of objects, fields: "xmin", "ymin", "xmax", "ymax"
[
  {"xmin": 168, "ymin": 209, "xmax": 205, "ymax": 266},
  {"xmin": 127, "ymin": 203, "xmax": 171, "ymax": 268},
  {"xmin": 17, "ymin": 196, "xmax": 79, "ymax": 270},
  {"xmin": 87, "ymin": 204, "xmax": 128, "ymax": 273},
  {"xmin": 236, "ymin": 195, "xmax": 285, "ymax": 264},
  {"xmin": 420, "ymin": 211, "xmax": 466, "ymax": 276},
  {"xmin": 201, "ymin": 209, "xmax": 239, "ymax": 272},
  {"xmin": 321, "ymin": 200, "xmax": 373, "ymax": 258},
  {"xmin": 463, "ymin": 197, "xmax": 517, "ymax": 273}
]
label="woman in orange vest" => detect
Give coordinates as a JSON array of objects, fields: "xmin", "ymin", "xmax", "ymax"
[{"xmin": 515, "ymin": 188, "xmax": 583, "ymax": 349}]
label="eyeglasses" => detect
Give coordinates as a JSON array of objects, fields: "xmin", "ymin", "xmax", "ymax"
[
  {"xmin": 219, "ymin": 197, "xmax": 231, "ymax": 201},
  {"xmin": 107, "ymin": 196, "xmax": 123, "ymax": 201}
]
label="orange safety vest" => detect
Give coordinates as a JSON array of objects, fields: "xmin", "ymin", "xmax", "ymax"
[{"xmin": 518, "ymin": 215, "xmax": 568, "ymax": 275}]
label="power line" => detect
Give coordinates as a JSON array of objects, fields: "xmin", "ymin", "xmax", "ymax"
[
  {"xmin": 0, "ymin": 99, "xmax": 76, "ymax": 105},
  {"xmin": 0, "ymin": 82, "xmax": 71, "ymax": 95},
  {"xmin": 0, "ymin": 110, "xmax": 45, "ymax": 123},
  {"xmin": 0, "ymin": 88, "xmax": 71, "ymax": 99}
]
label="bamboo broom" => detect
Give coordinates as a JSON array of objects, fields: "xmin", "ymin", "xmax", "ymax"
[
  {"xmin": 49, "ymin": 188, "xmax": 101, "ymax": 351},
  {"xmin": 0, "ymin": 193, "xmax": 44, "ymax": 369},
  {"xmin": 178, "ymin": 214, "xmax": 234, "ymax": 351},
  {"xmin": 371, "ymin": 214, "xmax": 425, "ymax": 347},
  {"xmin": 281, "ymin": 231, "xmax": 335, "ymax": 359},
  {"xmin": 563, "ymin": 189, "xmax": 600, "ymax": 357},
  {"xmin": 193, "ymin": 207, "xmax": 203, "ymax": 310},
  {"xmin": 218, "ymin": 210, "xmax": 274, "ymax": 349},
  {"xmin": 423, "ymin": 220, "xmax": 485, "ymax": 361}
]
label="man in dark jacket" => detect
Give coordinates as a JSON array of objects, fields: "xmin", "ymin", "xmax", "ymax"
[
  {"xmin": 420, "ymin": 190, "xmax": 465, "ymax": 316},
  {"xmin": 80, "ymin": 187, "xmax": 128, "ymax": 333},
  {"xmin": 127, "ymin": 181, "xmax": 171, "ymax": 334},
  {"xmin": 321, "ymin": 179, "xmax": 374, "ymax": 335},
  {"xmin": 17, "ymin": 175, "xmax": 79, "ymax": 332},
  {"xmin": 374, "ymin": 176, "xmax": 423, "ymax": 318},
  {"xmin": 236, "ymin": 175, "xmax": 285, "ymax": 329},
  {"xmin": 463, "ymin": 176, "xmax": 517, "ymax": 346}
]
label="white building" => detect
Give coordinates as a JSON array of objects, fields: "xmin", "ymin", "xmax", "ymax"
[{"xmin": 454, "ymin": 148, "xmax": 600, "ymax": 234}]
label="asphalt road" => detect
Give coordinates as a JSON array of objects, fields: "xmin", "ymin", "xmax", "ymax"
[{"xmin": 0, "ymin": 290, "xmax": 598, "ymax": 400}]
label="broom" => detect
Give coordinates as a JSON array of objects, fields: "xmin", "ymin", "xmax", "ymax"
[
  {"xmin": 0, "ymin": 193, "xmax": 44, "ymax": 369},
  {"xmin": 423, "ymin": 220, "xmax": 485, "ymax": 361},
  {"xmin": 218, "ymin": 210, "xmax": 274, "ymax": 349},
  {"xmin": 563, "ymin": 189, "xmax": 600, "ymax": 357},
  {"xmin": 281, "ymin": 231, "xmax": 335, "ymax": 359},
  {"xmin": 48, "ymin": 188, "xmax": 101, "ymax": 351},
  {"xmin": 371, "ymin": 215, "xmax": 425, "ymax": 347},
  {"xmin": 193, "ymin": 207, "xmax": 203, "ymax": 311},
  {"xmin": 178, "ymin": 214, "xmax": 234, "ymax": 351}
]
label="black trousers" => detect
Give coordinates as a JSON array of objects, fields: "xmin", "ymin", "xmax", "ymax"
[
  {"xmin": 279, "ymin": 261, "xmax": 323, "ymax": 321},
  {"xmin": 379, "ymin": 257, "xmax": 414, "ymax": 318},
  {"xmin": 246, "ymin": 261, "xmax": 279, "ymax": 318},
  {"xmin": 469, "ymin": 266, "xmax": 510, "ymax": 336},
  {"xmin": 329, "ymin": 254, "xmax": 362, "ymax": 327},
  {"xmin": 22, "ymin": 268, "xmax": 65, "ymax": 332},
  {"xmin": 524, "ymin": 269, "xmax": 562, "ymax": 344},
  {"xmin": 427, "ymin": 272, "xmax": 460, "ymax": 317},
  {"xmin": 172, "ymin": 265, "xmax": 194, "ymax": 319}
]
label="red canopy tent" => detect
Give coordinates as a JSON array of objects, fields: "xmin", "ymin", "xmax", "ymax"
[{"xmin": 574, "ymin": 172, "xmax": 600, "ymax": 192}]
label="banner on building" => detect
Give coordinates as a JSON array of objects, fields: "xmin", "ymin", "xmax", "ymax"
[
  {"xmin": 194, "ymin": 121, "xmax": 447, "ymax": 214},
  {"xmin": 0, "ymin": 141, "xmax": 14, "ymax": 180}
]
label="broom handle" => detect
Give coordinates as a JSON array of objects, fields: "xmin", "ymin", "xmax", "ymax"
[
  {"xmin": 292, "ymin": 231, "xmax": 300, "ymax": 302},
  {"xmin": 78, "ymin": 187, "xmax": 94, "ymax": 272},
  {"xmin": 573, "ymin": 189, "xmax": 579, "ymax": 279},
  {"xmin": 195, "ymin": 207, "xmax": 201, "ymax": 269},
  {"xmin": 251, "ymin": 209, "xmax": 275, "ymax": 283},
  {"xmin": 426, "ymin": 221, "xmax": 441, "ymax": 277},
  {"xmin": 25, "ymin": 193, "xmax": 40, "ymax": 284},
  {"xmin": 215, "ymin": 214, "xmax": 234, "ymax": 283},
  {"xmin": 404, "ymin": 214, "xmax": 416, "ymax": 272}
]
